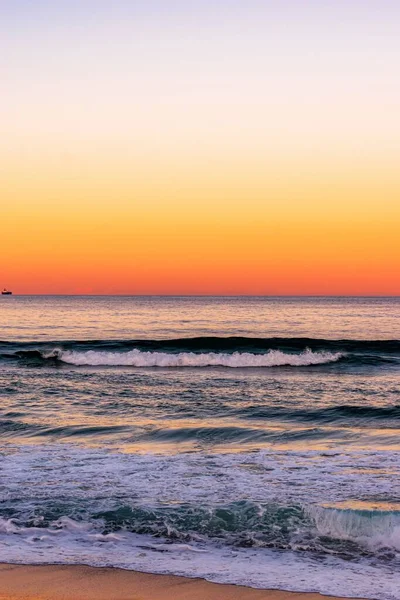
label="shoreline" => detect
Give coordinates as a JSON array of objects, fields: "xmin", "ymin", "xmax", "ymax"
[{"xmin": 0, "ymin": 563, "xmax": 361, "ymax": 600}]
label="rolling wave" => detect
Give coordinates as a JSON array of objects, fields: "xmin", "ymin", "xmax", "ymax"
[
  {"xmin": 46, "ymin": 348, "xmax": 343, "ymax": 367},
  {"xmin": 2, "ymin": 336, "xmax": 400, "ymax": 351},
  {"xmin": 241, "ymin": 404, "xmax": 400, "ymax": 421},
  {"xmin": 1, "ymin": 419, "xmax": 397, "ymax": 444},
  {"xmin": 0, "ymin": 336, "xmax": 398, "ymax": 368}
]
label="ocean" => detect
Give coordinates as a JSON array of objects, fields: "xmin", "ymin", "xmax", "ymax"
[{"xmin": 0, "ymin": 296, "xmax": 399, "ymax": 599}]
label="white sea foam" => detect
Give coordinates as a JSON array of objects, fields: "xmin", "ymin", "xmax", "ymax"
[
  {"xmin": 0, "ymin": 522, "xmax": 398, "ymax": 600},
  {"xmin": 53, "ymin": 348, "xmax": 343, "ymax": 367},
  {"xmin": 1, "ymin": 444, "xmax": 400, "ymax": 599}
]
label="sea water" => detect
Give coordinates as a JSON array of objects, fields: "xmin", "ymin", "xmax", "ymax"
[{"xmin": 0, "ymin": 296, "xmax": 399, "ymax": 599}]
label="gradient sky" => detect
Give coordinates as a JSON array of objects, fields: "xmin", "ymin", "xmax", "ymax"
[{"xmin": 1, "ymin": 0, "xmax": 399, "ymax": 294}]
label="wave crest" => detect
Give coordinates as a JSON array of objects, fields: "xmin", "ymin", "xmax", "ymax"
[{"xmin": 53, "ymin": 348, "xmax": 343, "ymax": 367}]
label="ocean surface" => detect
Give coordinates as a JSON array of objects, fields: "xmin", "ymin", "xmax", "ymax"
[{"xmin": 0, "ymin": 296, "xmax": 399, "ymax": 599}]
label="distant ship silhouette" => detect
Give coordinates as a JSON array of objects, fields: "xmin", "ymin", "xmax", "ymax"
[{"xmin": 1, "ymin": 288, "xmax": 12, "ymax": 295}]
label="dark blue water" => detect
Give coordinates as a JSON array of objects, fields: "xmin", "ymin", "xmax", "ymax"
[{"xmin": 0, "ymin": 297, "xmax": 399, "ymax": 599}]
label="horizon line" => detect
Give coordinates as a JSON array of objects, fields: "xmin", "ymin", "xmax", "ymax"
[{"xmin": 3, "ymin": 294, "xmax": 400, "ymax": 298}]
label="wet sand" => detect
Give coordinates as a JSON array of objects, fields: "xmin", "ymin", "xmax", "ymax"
[{"xmin": 0, "ymin": 564, "xmax": 355, "ymax": 600}]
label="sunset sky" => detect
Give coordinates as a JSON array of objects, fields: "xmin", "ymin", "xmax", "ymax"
[{"xmin": 1, "ymin": 0, "xmax": 399, "ymax": 294}]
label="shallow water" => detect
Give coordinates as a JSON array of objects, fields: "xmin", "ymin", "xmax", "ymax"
[{"xmin": 0, "ymin": 296, "xmax": 399, "ymax": 599}]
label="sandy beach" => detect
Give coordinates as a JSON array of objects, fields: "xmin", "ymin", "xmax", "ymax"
[{"xmin": 0, "ymin": 564, "xmax": 354, "ymax": 600}]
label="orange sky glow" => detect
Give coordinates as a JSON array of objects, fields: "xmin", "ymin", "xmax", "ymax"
[{"xmin": 1, "ymin": 1, "xmax": 399, "ymax": 295}]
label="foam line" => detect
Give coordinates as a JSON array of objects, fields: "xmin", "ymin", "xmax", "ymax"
[{"xmin": 49, "ymin": 348, "xmax": 344, "ymax": 367}]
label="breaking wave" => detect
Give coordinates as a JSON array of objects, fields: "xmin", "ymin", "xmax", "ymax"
[
  {"xmin": 1, "ymin": 501, "xmax": 399, "ymax": 557},
  {"xmin": 1, "ymin": 337, "xmax": 398, "ymax": 369},
  {"xmin": 47, "ymin": 348, "xmax": 343, "ymax": 367}
]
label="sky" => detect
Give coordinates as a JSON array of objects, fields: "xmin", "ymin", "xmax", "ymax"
[{"xmin": 1, "ymin": 0, "xmax": 399, "ymax": 294}]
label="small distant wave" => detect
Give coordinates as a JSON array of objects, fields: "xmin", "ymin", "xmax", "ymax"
[{"xmin": 241, "ymin": 404, "xmax": 400, "ymax": 422}]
